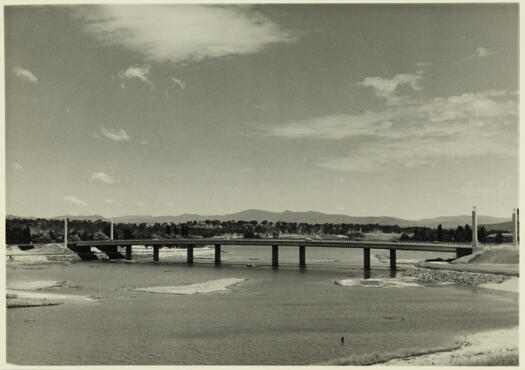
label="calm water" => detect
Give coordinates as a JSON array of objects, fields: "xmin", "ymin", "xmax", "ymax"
[{"xmin": 7, "ymin": 246, "xmax": 519, "ymax": 365}]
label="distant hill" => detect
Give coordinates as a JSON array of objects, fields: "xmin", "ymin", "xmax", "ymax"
[
  {"xmin": 482, "ymin": 221, "xmax": 514, "ymax": 232},
  {"xmin": 7, "ymin": 209, "xmax": 511, "ymax": 229},
  {"xmin": 52, "ymin": 215, "xmax": 108, "ymax": 222},
  {"xmin": 413, "ymin": 215, "xmax": 510, "ymax": 229}
]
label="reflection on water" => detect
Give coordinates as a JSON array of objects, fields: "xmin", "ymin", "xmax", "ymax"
[{"xmin": 6, "ymin": 246, "xmax": 518, "ymax": 366}]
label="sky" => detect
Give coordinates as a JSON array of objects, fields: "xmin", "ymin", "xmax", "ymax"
[{"xmin": 4, "ymin": 3, "xmax": 519, "ymax": 219}]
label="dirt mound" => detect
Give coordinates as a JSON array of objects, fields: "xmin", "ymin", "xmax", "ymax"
[
  {"xmin": 453, "ymin": 247, "xmax": 518, "ymax": 265},
  {"xmin": 34, "ymin": 243, "xmax": 76, "ymax": 254}
]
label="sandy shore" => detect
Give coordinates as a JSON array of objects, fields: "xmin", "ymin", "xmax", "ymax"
[
  {"xmin": 335, "ymin": 277, "xmax": 422, "ymax": 288},
  {"xmin": 6, "ymin": 279, "xmax": 95, "ymax": 308},
  {"xmin": 480, "ymin": 277, "xmax": 519, "ymax": 293},
  {"xmin": 132, "ymin": 277, "xmax": 246, "ymax": 295},
  {"xmin": 377, "ymin": 326, "xmax": 518, "ymax": 366}
]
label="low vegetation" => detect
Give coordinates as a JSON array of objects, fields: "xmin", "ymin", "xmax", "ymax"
[{"xmin": 6, "ymin": 217, "xmax": 511, "ymax": 245}]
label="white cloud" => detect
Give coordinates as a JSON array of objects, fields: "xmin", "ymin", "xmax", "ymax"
[
  {"xmin": 119, "ymin": 65, "xmax": 152, "ymax": 85},
  {"xmin": 357, "ymin": 68, "xmax": 424, "ymax": 106},
  {"xmin": 63, "ymin": 195, "xmax": 87, "ymax": 207},
  {"xmin": 100, "ymin": 127, "xmax": 131, "ymax": 141},
  {"xmin": 264, "ymin": 111, "xmax": 393, "ymax": 139},
  {"xmin": 91, "ymin": 172, "xmax": 119, "ymax": 184},
  {"xmin": 73, "ymin": 5, "xmax": 293, "ymax": 65},
  {"xmin": 136, "ymin": 201, "xmax": 145, "ymax": 207},
  {"xmin": 455, "ymin": 47, "xmax": 494, "ymax": 63},
  {"xmin": 171, "ymin": 76, "xmax": 186, "ymax": 89},
  {"xmin": 10, "ymin": 162, "xmax": 23, "ymax": 171},
  {"xmin": 264, "ymin": 87, "xmax": 517, "ymax": 172},
  {"xmin": 165, "ymin": 202, "xmax": 174, "ymax": 208},
  {"xmin": 12, "ymin": 67, "xmax": 38, "ymax": 83},
  {"xmin": 476, "ymin": 47, "xmax": 493, "ymax": 58},
  {"xmin": 104, "ymin": 198, "xmax": 116, "ymax": 204},
  {"xmin": 240, "ymin": 167, "xmax": 252, "ymax": 174}
]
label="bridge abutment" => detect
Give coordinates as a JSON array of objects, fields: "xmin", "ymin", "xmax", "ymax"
[
  {"xmin": 126, "ymin": 245, "xmax": 132, "ymax": 260},
  {"xmin": 456, "ymin": 247, "xmax": 471, "ymax": 259}
]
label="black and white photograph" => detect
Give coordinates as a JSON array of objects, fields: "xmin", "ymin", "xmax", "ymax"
[{"xmin": 3, "ymin": 1, "xmax": 520, "ymax": 367}]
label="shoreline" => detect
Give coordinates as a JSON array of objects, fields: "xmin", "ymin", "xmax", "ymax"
[
  {"xmin": 377, "ymin": 326, "xmax": 518, "ymax": 366},
  {"xmin": 377, "ymin": 261, "xmax": 519, "ymax": 366}
]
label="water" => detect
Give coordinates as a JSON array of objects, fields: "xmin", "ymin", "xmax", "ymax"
[{"xmin": 6, "ymin": 246, "xmax": 518, "ymax": 365}]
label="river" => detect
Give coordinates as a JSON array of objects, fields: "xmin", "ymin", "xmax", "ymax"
[{"xmin": 6, "ymin": 245, "xmax": 519, "ymax": 365}]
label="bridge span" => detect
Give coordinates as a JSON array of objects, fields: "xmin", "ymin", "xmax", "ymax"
[{"xmin": 66, "ymin": 238, "xmax": 473, "ymax": 270}]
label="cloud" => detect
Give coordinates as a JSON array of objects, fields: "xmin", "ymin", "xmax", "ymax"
[
  {"xmin": 264, "ymin": 111, "xmax": 393, "ymax": 139},
  {"xmin": 264, "ymin": 88, "xmax": 517, "ymax": 172},
  {"xmin": 91, "ymin": 172, "xmax": 119, "ymax": 184},
  {"xmin": 476, "ymin": 47, "xmax": 493, "ymax": 58},
  {"xmin": 455, "ymin": 47, "xmax": 494, "ymax": 63},
  {"xmin": 240, "ymin": 167, "xmax": 252, "ymax": 174},
  {"xmin": 119, "ymin": 65, "xmax": 152, "ymax": 85},
  {"xmin": 12, "ymin": 67, "xmax": 38, "ymax": 83},
  {"xmin": 171, "ymin": 76, "xmax": 186, "ymax": 89},
  {"xmin": 63, "ymin": 195, "xmax": 87, "ymax": 207},
  {"xmin": 10, "ymin": 162, "xmax": 23, "ymax": 171},
  {"xmin": 73, "ymin": 5, "xmax": 293, "ymax": 65},
  {"xmin": 100, "ymin": 127, "xmax": 131, "ymax": 141},
  {"xmin": 136, "ymin": 201, "xmax": 145, "ymax": 207},
  {"xmin": 357, "ymin": 66, "xmax": 425, "ymax": 106},
  {"xmin": 165, "ymin": 202, "xmax": 174, "ymax": 208},
  {"xmin": 104, "ymin": 198, "xmax": 116, "ymax": 204}
]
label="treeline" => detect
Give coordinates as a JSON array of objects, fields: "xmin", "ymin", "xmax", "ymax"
[
  {"xmin": 401, "ymin": 224, "xmax": 491, "ymax": 243},
  {"xmin": 6, "ymin": 218, "xmax": 508, "ymax": 245}
]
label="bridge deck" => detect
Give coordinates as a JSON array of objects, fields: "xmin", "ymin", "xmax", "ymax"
[{"xmin": 69, "ymin": 238, "xmax": 472, "ymax": 253}]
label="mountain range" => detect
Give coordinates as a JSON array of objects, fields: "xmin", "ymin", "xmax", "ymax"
[{"xmin": 7, "ymin": 209, "xmax": 513, "ymax": 230}]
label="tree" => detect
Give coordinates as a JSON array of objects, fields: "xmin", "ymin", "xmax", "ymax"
[
  {"xmin": 94, "ymin": 231, "xmax": 109, "ymax": 240},
  {"xmin": 478, "ymin": 226, "xmax": 488, "ymax": 243},
  {"xmin": 69, "ymin": 234, "xmax": 81, "ymax": 242},
  {"xmin": 436, "ymin": 224, "xmax": 443, "ymax": 242},
  {"xmin": 463, "ymin": 224, "xmax": 472, "ymax": 242},
  {"xmin": 454, "ymin": 226, "xmax": 465, "ymax": 242},
  {"xmin": 22, "ymin": 226, "xmax": 31, "ymax": 243}
]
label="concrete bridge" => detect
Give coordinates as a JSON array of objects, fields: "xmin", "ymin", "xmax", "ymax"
[{"xmin": 66, "ymin": 238, "xmax": 473, "ymax": 270}]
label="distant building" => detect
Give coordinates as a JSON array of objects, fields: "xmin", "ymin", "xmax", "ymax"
[{"xmin": 486, "ymin": 233, "xmax": 513, "ymax": 243}]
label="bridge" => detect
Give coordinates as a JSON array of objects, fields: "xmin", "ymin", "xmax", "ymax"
[{"xmin": 66, "ymin": 238, "xmax": 474, "ymax": 270}]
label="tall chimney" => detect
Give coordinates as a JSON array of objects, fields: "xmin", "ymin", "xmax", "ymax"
[
  {"xmin": 512, "ymin": 209, "xmax": 518, "ymax": 246},
  {"xmin": 110, "ymin": 217, "xmax": 114, "ymax": 240},
  {"xmin": 64, "ymin": 217, "xmax": 68, "ymax": 249},
  {"xmin": 472, "ymin": 206, "xmax": 478, "ymax": 247}
]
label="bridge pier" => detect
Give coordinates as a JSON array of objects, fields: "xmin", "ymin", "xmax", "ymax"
[
  {"xmin": 389, "ymin": 249, "xmax": 396, "ymax": 270},
  {"xmin": 272, "ymin": 245, "xmax": 279, "ymax": 267},
  {"xmin": 215, "ymin": 244, "xmax": 221, "ymax": 264},
  {"xmin": 363, "ymin": 248, "xmax": 371, "ymax": 270},
  {"xmin": 126, "ymin": 245, "xmax": 132, "ymax": 260},
  {"xmin": 96, "ymin": 245, "xmax": 124, "ymax": 259},
  {"xmin": 299, "ymin": 245, "xmax": 305, "ymax": 267},
  {"xmin": 73, "ymin": 245, "xmax": 98, "ymax": 260},
  {"xmin": 153, "ymin": 246, "xmax": 159, "ymax": 261},
  {"xmin": 187, "ymin": 245, "xmax": 194, "ymax": 264}
]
